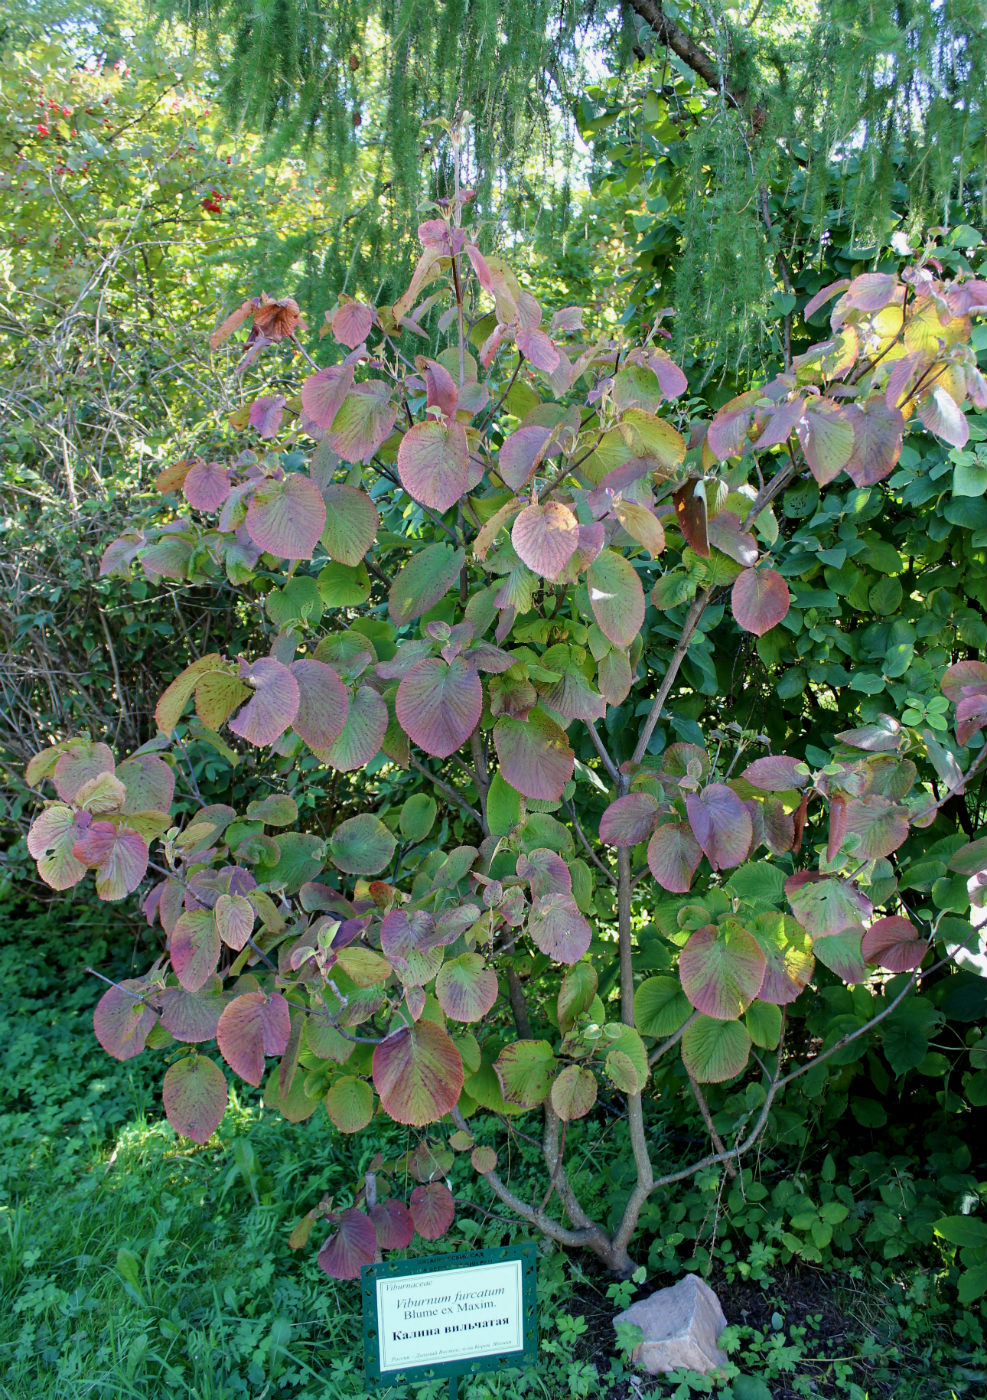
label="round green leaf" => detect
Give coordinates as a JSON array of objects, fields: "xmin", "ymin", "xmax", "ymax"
[
  {"xmin": 494, "ymin": 1039, "xmax": 556, "ymax": 1108},
  {"xmin": 325, "ymin": 1075, "xmax": 375, "ymax": 1133},
  {"xmin": 681, "ymin": 1016, "xmax": 752, "ymax": 1083},
  {"xmin": 329, "ymin": 813, "xmax": 396, "ymax": 875},
  {"xmin": 587, "ymin": 549, "xmax": 645, "ymax": 648},
  {"xmin": 634, "ymin": 976, "xmax": 692, "ymax": 1038}
]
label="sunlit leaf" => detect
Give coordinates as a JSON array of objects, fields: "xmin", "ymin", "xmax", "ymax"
[
  {"xmin": 246, "ymin": 475, "xmax": 327, "ymax": 559},
  {"xmin": 493, "ymin": 710, "xmax": 574, "ymax": 801},
  {"xmin": 587, "ymin": 550, "xmax": 645, "ymax": 648},
  {"xmin": 550, "ymin": 1064, "xmax": 597, "ymax": 1120},
  {"xmin": 162, "ymin": 1055, "xmax": 228, "ymax": 1143},
  {"xmin": 217, "ymin": 991, "xmax": 291, "ymax": 1086},
  {"xmin": 681, "ymin": 1015, "xmax": 751, "ymax": 1083},
  {"xmin": 678, "ymin": 922, "xmax": 766, "ymax": 1019},
  {"xmin": 398, "ymin": 419, "xmax": 471, "ymax": 511},
  {"xmin": 372, "ymin": 1019, "xmax": 464, "ymax": 1125}
]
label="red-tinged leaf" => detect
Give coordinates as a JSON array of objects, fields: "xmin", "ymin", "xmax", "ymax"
[
  {"xmin": 388, "ymin": 544, "xmax": 466, "ymax": 626},
  {"xmin": 27, "ymin": 805, "xmax": 87, "ymax": 890},
  {"xmin": 803, "ymin": 278, "xmax": 849, "ymax": 321},
  {"xmin": 516, "ymin": 327, "xmax": 560, "ymax": 372},
  {"xmin": 957, "ymin": 692, "xmax": 987, "ymax": 746},
  {"xmin": 812, "ymin": 926, "xmax": 868, "ymax": 984},
  {"xmin": 706, "ymin": 396, "xmax": 758, "ymax": 461},
  {"xmin": 325, "ymin": 1075, "xmax": 374, "ymax": 1132},
  {"xmin": 862, "ymin": 916, "xmax": 927, "ymax": 972},
  {"xmin": 742, "ymin": 755, "xmax": 809, "ymax": 791},
  {"xmin": 588, "ymin": 549, "xmax": 645, "ymax": 648},
  {"xmin": 681, "ymin": 1015, "xmax": 751, "ymax": 1083},
  {"xmin": 300, "ymin": 363, "xmax": 354, "ymax": 430},
  {"xmin": 843, "ymin": 398, "xmax": 905, "ymax": 486},
  {"xmin": 53, "ymin": 742, "xmax": 115, "ymax": 803},
  {"xmin": 517, "ymin": 848, "xmax": 572, "ymax": 899},
  {"xmin": 827, "ymin": 793, "xmax": 849, "ymax": 862},
  {"xmin": 535, "ymin": 664, "xmax": 606, "ymax": 723},
  {"xmin": 749, "ymin": 912, "xmax": 815, "ymax": 1004},
  {"xmin": 550, "ymin": 1064, "xmax": 597, "ymax": 1120},
  {"xmin": 732, "ymin": 568, "xmax": 790, "ymax": 636},
  {"xmin": 162, "ymin": 1055, "xmax": 228, "ymax": 1143},
  {"xmin": 599, "ymin": 793, "xmax": 661, "ymax": 847},
  {"xmin": 184, "ymin": 460, "xmax": 232, "ymax": 511},
  {"xmin": 686, "ymin": 783, "xmax": 752, "ymax": 870},
  {"xmin": 317, "ymin": 684, "xmax": 387, "ymax": 771},
  {"xmin": 140, "ymin": 534, "xmax": 194, "ymax": 581},
  {"xmin": 290, "ymin": 658, "xmax": 348, "ymax": 751},
  {"xmin": 417, "ymin": 356, "xmax": 459, "ymax": 417},
  {"xmin": 170, "ymin": 910, "xmax": 220, "ymax": 992},
  {"xmin": 762, "ymin": 796, "xmax": 796, "ymax": 855},
  {"xmin": 679, "ymin": 922, "xmax": 766, "ymax": 1020},
  {"xmin": 209, "ymin": 298, "xmax": 254, "ymax": 348},
  {"xmin": 321, "ymin": 484, "xmax": 378, "ymax": 565},
  {"xmin": 116, "ymin": 754, "xmax": 175, "ymax": 814},
  {"xmin": 941, "ymin": 660, "xmax": 987, "ymax": 703},
  {"xmin": 474, "ymin": 498, "xmax": 523, "ymax": 560},
  {"xmin": 845, "ymin": 272, "xmax": 898, "ymax": 311},
  {"xmin": 493, "ymin": 710, "xmax": 574, "ymax": 801},
  {"xmin": 91, "ymin": 826, "xmax": 149, "ymax": 901},
  {"xmin": 797, "ymin": 401, "xmax": 855, "ymax": 484},
  {"xmin": 317, "ymin": 1209, "xmax": 377, "ymax": 1279},
  {"xmin": 217, "ymin": 992, "xmax": 291, "ymax": 1086},
  {"xmin": 157, "ymin": 984, "xmax": 226, "ymax": 1042},
  {"xmin": 647, "ymin": 822, "xmax": 703, "ymax": 892},
  {"xmin": 398, "ymin": 419, "xmax": 470, "ymax": 511},
  {"xmin": 499, "ymin": 426, "xmax": 555, "ymax": 490},
  {"xmin": 752, "ymin": 396, "xmax": 805, "ymax": 450},
  {"xmin": 332, "ymin": 300, "xmax": 373, "ymax": 348},
  {"xmin": 918, "ymin": 383, "xmax": 970, "ymax": 448},
  {"xmin": 528, "ymin": 892, "xmax": 591, "ymax": 964},
  {"xmin": 435, "ymin": 953, "xmax": 498, "ymax": 1022},
  {"xmin": 246, "ymin": 475, "xmax": 326, "ymax": 560},
  {"xmin": 673, "ymin": 478, "xmax": 710, "ymax": 554},
  {"xmin": 409, "ymin": 1182, "xmax": 455, "ymax": 1240},
  {"xmin": 785, "ymin": 873, "xmax": 871, "ymax": 938},
  {"xmin": 327, "ymin": 383, "xmax": 398, "ymax": 463},
  {"xmin": 844, "ymin": 796, "xmax": 909, "ymax": 859},
  {"xmin": 367, "ymin": 1199, "xmax": 414, "ymax": 1250},
  {"xmin": 229, "ymin": 658, "xmax": 300, "ymax": 747},
  {"xmin": 214, "ymin": 892, "xmax": 254, "ymax": 950},
  {"xmin": 472, "ymin": 1146, "xmax": 497, "ymax": 1173},
  {"xmin": 512, "ymin": 501, "xmax": 579, "ymax": 580},
  {"xmin": 372, "ymin": 1020, "xmax": 464, "ymax": 1126},
  {"xmin": 494, "ymin": 1039, "xmax": 556, "ymax": 1106},
  {"xmin": 707, "ymin": 511, "xmax": 758, "ymax": 567},
  {"xmin": 647, "ymin": 349, "xmax": 688, "ymax": 400},
  {"xmin": 93, "ymin": 981, "xmax": 157, "ymax": 1060},
  {"xmin": 395, "ymin": 657, "xmax": 482, "ymax": 758},
  {"xmin": 249, "ymin": 394, "xmax": 286, "ymax": 439}
]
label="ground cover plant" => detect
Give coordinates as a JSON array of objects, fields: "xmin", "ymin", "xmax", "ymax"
[
  {"xmin": 20, "ymin": 136, "xmax": 987, "ymax": 1362},
  {"xmin": 1, "ymin": 891, "xmax": 984, "ymax": 1400}
]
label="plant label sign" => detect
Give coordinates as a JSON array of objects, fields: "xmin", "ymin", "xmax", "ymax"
[{"xmin": 361, "ymin": 1243, "xmax": 537, "ymax": 1389}]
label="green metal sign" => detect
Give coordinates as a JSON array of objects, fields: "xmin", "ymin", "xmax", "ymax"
[{"xmin": 361, "ymin": 1243, "xmax": 537, "ymax": 1394}]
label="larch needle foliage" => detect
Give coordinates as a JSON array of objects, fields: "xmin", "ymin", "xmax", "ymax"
[{"xmin": 26, "ymin": 178, "xmax": 987, "ymax": 1281}]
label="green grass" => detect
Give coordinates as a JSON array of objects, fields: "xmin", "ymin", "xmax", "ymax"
[{"xmin": 1, "ymin": 896, "xmax": 984, "ymax": 1400}]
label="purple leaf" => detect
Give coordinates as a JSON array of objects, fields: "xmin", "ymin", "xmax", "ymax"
[
  {"xmin": 731, "ymin": 568, "xmax": 790, "ymax": 636},
  {"xmin": 527, "ymin": 892, "xmax": 591, "ymax": 963},
  {"xmin": 517, "ymin": 847, "xmax": 572, "ymax": 898},
  {"xmin": 300, "ymin": 364, "xmax": 354, "ymax": 430},
  {"xmin": 742, "ymin": 756, "xmax": 810, "ymax": 791},
  {"xmin": 290, "ymin": 659, "xmax": 348, "ymax": 751},
  {"xmin": 249, "ymin": 395, "xmax": 286, "ymax": 439},
  {"xmin": 229, "ymin": 658, "xmax": 300, "ymax": 746},
  {"xmin": 862, "ymin": 916, "xmax": 926, "ymax": 973},
  {"xmin": 317, "ymin": 1209, "xmax": 377, "ymax": 1279},
  {"xmin": 686, "ymin": 784, "xmax": 753, "ymax": 870},
  {"xmin": 170, "ymin": 910, "xmax": 220, "ymax": 992},
  {"xmin": 917, "ymin": 384, "xmax": 969, "ymax": 448},
  {"xmin": 843, "ymin": 397, "xmax": 905, "ymax": 486},
  {"xmin": 246, "ymin": 475, "xmax": 327, "ymax": 560},
  {"xmin": 493, "ymin": 710, "xmax": 574, "ymax": 801},
  {"xmin": 499, "ymin": 426, "xmax": 554, "ymax": 490},
  {"xmin": 94, "ymin": 981, "xmax": 157, "ymax": 1060},
  {"xmin": 369, "ymin": 1199, "xmax": 415, "ymax": 1250},
  {"xmin": 396, "ymin": 657, "xmax": 483, "ymax": 758},
  {"xmin": 647, "ymin": 822, "xmax": 703, "ymax": 892},
  {"xmin": 409, "ymin": 1182, "xmax": 456, "ymax": 1240},
  {"xmin": 397, "ymin": 419, "xmax": 470, "ymax": 512},
  {"xmin": 516, "ymin": 328, "xmax": 560, "ymax": 372},
  {"xmin": 162, "ymin": 1055, "xmax": 228, "ymax": 1143},
  {"xmin": 184, "ymin": 460, "xmax": 232, "ymax": 511},
  {"xmin": 599, "ymin": 793, "xmax": 661, "ymax": 847},
  {"xmin": 332, "ymin": 300, "xmax": 374, "ymax": 348},
  {"xmin": 512, "ymin": 502, "xmax": 580, "ymax": 580},
  {"xmin": 217, "ymin": 991, "xmax": 291, "ymax": 1086}
]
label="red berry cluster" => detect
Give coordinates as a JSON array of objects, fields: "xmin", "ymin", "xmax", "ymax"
[{"xmin": 200, "ymin": 188, "xmax": 232, "ymax": 214}]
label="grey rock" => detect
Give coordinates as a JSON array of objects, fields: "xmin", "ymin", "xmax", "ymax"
[{"xmin": 613, "ymin": 1275, "xmax": 729, "ymax": 1375}]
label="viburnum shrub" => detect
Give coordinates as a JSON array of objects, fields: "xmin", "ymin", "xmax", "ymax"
[{"xmin": 26, "ymin": 180, "xmax": 987, "ymax": 1279}]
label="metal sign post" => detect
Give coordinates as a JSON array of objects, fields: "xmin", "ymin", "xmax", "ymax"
[{"xmin": 361, "ymin": 1243, "xmax": 537, "ymax": 1394}]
